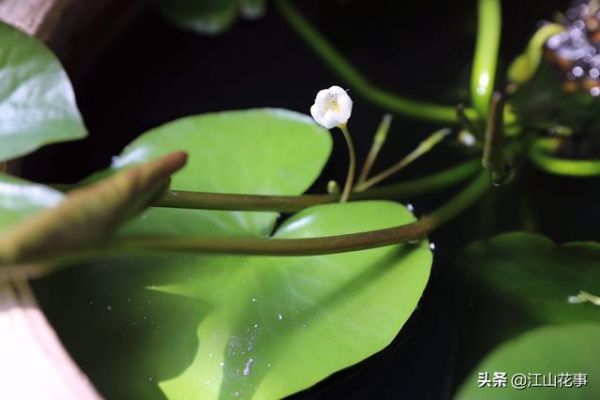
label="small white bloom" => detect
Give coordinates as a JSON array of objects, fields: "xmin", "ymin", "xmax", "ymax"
[
  {"xmin": 310, "ymin": 85, "xmax": 353, "ymax": 129},
  {"xmin": 458, "ymin": 130, "xmax": 476, "ymax": 147}
]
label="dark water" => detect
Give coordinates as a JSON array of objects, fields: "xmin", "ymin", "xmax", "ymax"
[{"xmin": 23, "ymin": 0, "xmax": 600, "ymax": 399}]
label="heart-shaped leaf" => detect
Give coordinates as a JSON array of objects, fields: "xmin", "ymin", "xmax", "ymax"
[
  {"xmin": 37, "ymin": 201, "xmax": 431, "ymax": 400},
  {"xmin": 152, "ymin": 0, "xmax": 265, "ymax": 35},
  {"xmin": 111, "ymin": 108, "xmax": 332, "ymax": 237},
  {"xmin": 35, "ymin": 109, "xmax": 432, "ymax": 399},
  {"xmin": 456, "ymin": 323, "xmax": 600, "ymax": 399},
  {"xmin": 463, "ymin": 232, "xmax": 600, "ymax": 324},
  {"xmin": 0, "ymin": 22, "xmax": 86, "ymax": 162}
]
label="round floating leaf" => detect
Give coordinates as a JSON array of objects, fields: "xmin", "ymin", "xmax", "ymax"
[
  {"xmin": 152, "ymin": 0, "xmax": 265, "ymax": 35},
  {"xmin": 36, "ymin": 108, "xmax": 432, "ymax": 399},
  {"xmin": 0, "ymin": 22, "xmax": 86, "ymax": 162},
  {"xmin": 456, "ymin": 323, "xmax": 600, "ymax": 399},
  {"xmin": 463, "ymin": 232, "xmax": 600, "ymax": 324},
  {"xmin": 36, "ymin": 201, "xmax": 432, "ymax": 400},
  {"xmin": 111, "ymin": 108, "xmax": 332, "ymax": 237},
  {"xmin": 0, "ymin": 174, "xmax": 63, "ymax": 231}
]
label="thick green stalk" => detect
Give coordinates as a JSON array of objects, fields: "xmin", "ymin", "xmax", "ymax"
[
  {"xmin": 528, "ymin": 138, "xmax": 600, "ymax": 177},
  {"xmin": 274, "ymin": 0, "xmax": 473, "ymax": 123},
  {"xmin": 471, "ymin": 0, "xmax": 501, "ymax": 118}
]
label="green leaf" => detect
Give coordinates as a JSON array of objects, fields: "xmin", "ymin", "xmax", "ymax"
[
  {"xmin": 37, "ymin": 201, "xmax": 431, "ymax": 400},
  {"xmin": 152, "ymin": 0, "xmax": 265, "ymax": 35},
  {"xmin": 111, "ymin": 108, "xmax": 333, "ymax": 237},
  {"xmin": 158, "ymin": 201, "xmax": 431, "ymax": 400},
  {"xmin": 463, "ymin": 232, "xmax": 600, "ymax": 324},
  {"xmin": 35, "ymin": 109, "xmax": 432, "ymax": 399},
  {"xmin": 0, "ymin": 174, "xmax": 63, "ymax": 231},
  {"xmin": 456, "ymin": 323, "xmax": 600, "ymax": 399},
  {"xmin": 0, "ymin": 22, "xmax": 86, "ymax": 162}
]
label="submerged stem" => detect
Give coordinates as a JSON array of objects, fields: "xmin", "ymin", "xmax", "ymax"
[{"xmin": 339, "ymin": 124, "xmax": 356, "ymax": 203}]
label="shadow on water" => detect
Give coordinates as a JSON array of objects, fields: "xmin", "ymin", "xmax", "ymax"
[{"xmin": 33, "ymin": 258, "xmax": 213, "ymax": 400}]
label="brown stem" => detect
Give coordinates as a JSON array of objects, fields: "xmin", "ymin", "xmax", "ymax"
[
  {"xmin": 152, "ymin": 159, "xmax": 480, "ymax": 212},
  {"xmin": 110, "ymin": 170, "xmax": 489, "ymax": 257}
]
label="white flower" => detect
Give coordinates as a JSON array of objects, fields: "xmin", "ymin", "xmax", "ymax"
[
  {"xmin": 310, "ymin": 85, "xmax": 353, "ymax": 129},
  {"xmin": 458, "ymin": 130, "xmax": 476, "ymax": 147}
]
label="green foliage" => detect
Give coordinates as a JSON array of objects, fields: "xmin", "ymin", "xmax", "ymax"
[
  {"xmin": 111, "ymin": 109, "xmax": 332, "ymax": 237},
  {"xmin": 0, "ymin": 22, "xmax": 86, "ymax": 162},
  {"xmin": 456, "ymin": 323, "xmax": 600, "ymax": 399},
  {"xmin": 153, "ymin": 0, "xmax": 265, "ymax": 35},
  {"xmin": 458, "ymin": 232, "xmax": 600, "ymax": 399},
  {"xmin": 35, "ymin": 109, "xmax": 432, "ymax": 399},
  {"xmin": 463, "ymin": 232, "xmax": 600, "ymax": 324}
]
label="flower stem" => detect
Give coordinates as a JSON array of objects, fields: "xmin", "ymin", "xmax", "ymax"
[
  {"xmin": 354, "ymin": 128, "xmax": 451, "ymax": 192},
  {"xmin": 109, "ymin": 170, "xmax": 489, "ymax": 256},
  {"xmin": 471, "ymin": 0, "xmax": 501, "ymax": 118},
  {"xmin": 339, "ymin": 124, "xmax": 356, "ymax": 203},
  {"xmin": 357, "ymin": 114, "xmax": 392, "ymax": 185},
  {"xmin": 274, "ymin": 0, "xmax": 474, "ymax": 123}
]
